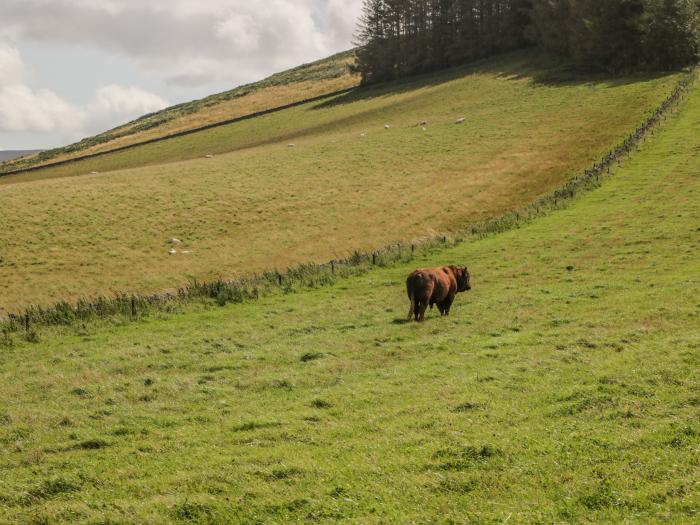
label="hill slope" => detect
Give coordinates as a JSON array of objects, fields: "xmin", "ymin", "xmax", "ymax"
[
  {"xmin": 0, "ymin": 76, "xmax": 698, "ymax": 524},
  {"xmin": 0, "ymin": 51, "xmax": 358, "ymax": 173},
  {"xmin": 0, "ymin": 51, "xmax": 685, "ymax": 315}
]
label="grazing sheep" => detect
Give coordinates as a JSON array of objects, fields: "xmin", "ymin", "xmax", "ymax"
[
  {"xmin": 456, "ymin": 118, "xmax": 466, "ymax": 124},
  {"xmin": 204, "ymin": 155, "xmax": 214, "ymax": 159},
  {"xmin": 384, "ymin": 124, "xmax": 391, "ymax": 129},
  {"xmin": 168, "ymin": 238, "xmax": 181, "ymax": 245},
  {"xmin": 168, "ymin": 248, "xmax": 177, "ymax": 255}
]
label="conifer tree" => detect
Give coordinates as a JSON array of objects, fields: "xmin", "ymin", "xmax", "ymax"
[{"xmin": 354, "ymin": 0, "xmax": 698, "ymax": 82}]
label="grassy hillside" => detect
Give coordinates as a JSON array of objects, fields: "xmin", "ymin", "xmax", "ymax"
[
  {"xmin": 0, "ymin": 51, "xmax": 685, "ymax": 315},
  {"xmin": 0, "ymin": 76, "xmax": 698, "ymax": 524},
  {"xmin": 0, "ymin": 51, "xmax": 358, "ymax": 173}
]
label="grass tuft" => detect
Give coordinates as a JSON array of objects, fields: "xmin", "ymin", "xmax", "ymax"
[
  {"xmin": 232, "ymin": 421, "xmax": 282, "ymax": 432},
  {"xmin": 74, "ymin": 439, "xmax": 109, "ymax": 450}
]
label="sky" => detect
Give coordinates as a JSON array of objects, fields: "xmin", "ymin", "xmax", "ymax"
[{"xmin": 0, "ymin": 0, "xmax": 363, "ymax": 150}]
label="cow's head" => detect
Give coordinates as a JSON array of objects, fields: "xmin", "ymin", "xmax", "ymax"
[{"xmin": 456, "ymin": 266, "xmax": 472, "ymax": 292}]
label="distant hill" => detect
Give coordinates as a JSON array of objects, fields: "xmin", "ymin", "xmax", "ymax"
[
  {"xmin": 0, "ymin": 51, "xmax": 358, "ymax": 174},
  {"xmin": 0, "ymin": 150, "xmax": 44, "ymax": 163}
]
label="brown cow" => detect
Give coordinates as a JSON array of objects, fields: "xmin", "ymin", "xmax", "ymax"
[{"xmin": 406, "ymin": 266, "xmax": 471, "ymax": 322}]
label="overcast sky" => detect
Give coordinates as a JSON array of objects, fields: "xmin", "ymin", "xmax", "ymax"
[{"xmin": 0, "ymin": 0, "xmax": 363, "ymax": 150}]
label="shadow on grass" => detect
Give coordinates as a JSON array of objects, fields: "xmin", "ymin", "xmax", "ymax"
[{"xmin": 312, "ymin": 48, "xmax": 679, "ymax": 111}]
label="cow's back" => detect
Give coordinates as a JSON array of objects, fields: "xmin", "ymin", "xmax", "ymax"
[
  {"xmin": 407, "ymin": 267, "xmax": 454, "ymax": 303},
  {"xmin": 407, "ymin": 270, "xmax": 433, "ymax": 299}
]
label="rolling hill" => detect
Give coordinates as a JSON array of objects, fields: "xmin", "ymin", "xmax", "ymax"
[
  {"xmin": 0, "ymin": 68, "xmax": 697, "ymax": 524},
  {"xmin": 0, "ymin": 51, "xmax": 358, "ymax": 174},
  {"xmin": 0, "ymin": 50, "xmax": 686, "ymax": 315}
]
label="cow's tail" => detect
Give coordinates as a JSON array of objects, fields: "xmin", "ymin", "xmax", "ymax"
[{"xmin": 408, "ymin": 290, "xmax": 416, "ymax": 321}]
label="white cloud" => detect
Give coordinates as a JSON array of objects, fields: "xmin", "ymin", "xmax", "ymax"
[
  {"xmin": 0, "ymin": 42, "xmax": 84, "ymax": 136},
  {"xmin": 0, "ymin": 0, "xmax": 363, "ymax": 86},
  {"xmin": 0, "ymin": 84, "xmax": 83, "ymax": 134},
  {"xmin": 87, "ymin": 84, "xmax": 169, "ymax": 133},
  {"xmin": 0, "ymin": 42, "xmax": 27, "ymax": 86},
  {"xmin": 216, "ymin": 12, "xmax": 261, "ymax": 53},
  {"xmin": 0, "ymin": 1, "xmax": 363, "ymax": 148},
  {"xmin": 0, "ymin": 43, "xmax": 168, "ymax": 140}
]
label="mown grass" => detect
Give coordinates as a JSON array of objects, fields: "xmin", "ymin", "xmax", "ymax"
[
  {"xmin": 0, "ymin": 74, "xmax": 698, "ymax": 524},
  {"xmin": 0, "ymin": 51, "xmax": 358, "ymax": 172},
  {"xmin": 0, "ymin": 50, "xmax": 686, "ymax": 315}
]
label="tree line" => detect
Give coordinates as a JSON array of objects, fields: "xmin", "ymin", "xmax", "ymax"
[{"xmin": 355, "ymin": 0, "xmax": 700, "ymax": 82}]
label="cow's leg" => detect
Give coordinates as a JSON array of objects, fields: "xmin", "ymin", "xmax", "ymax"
[
  {"xmin": 442, "ymin": 294, "xmax": 456, "ymax": 316},
  {"xmin": 418, "ymin": 304, "xmax": 428, "ymax": 322},
  {"xmin": 417, "ymin": 298, "xmax": 429, "ymax": 321},
  {"xmin": 407, "ymin": 291, "xmax": 417, "ymax": 321}
]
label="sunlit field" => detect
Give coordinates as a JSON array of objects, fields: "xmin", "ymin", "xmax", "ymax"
[
  {"xmin": 0, "ymin": 51, "xmax": 684, "ymax": 314},
  {"xmin": 0, "ymin": 76, "xmax": 697, "ymax": 524}
]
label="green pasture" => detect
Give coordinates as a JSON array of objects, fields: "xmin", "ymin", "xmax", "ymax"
[
  {"xmin": 0, "ymin": 69, "xmax": 697, "ymax": 524},
  {"xmin": 0, "ymin": 50, "xmax": 685, "ymax": 314}
]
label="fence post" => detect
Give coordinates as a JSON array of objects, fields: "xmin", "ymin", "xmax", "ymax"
[
  {"xmin": 331, "ymin": 261, "xmax": 335, "ymax": 275},
  {"xmin": 131, "ymin": 297, "xmax": 137, "ymax": 319},
  {"xmin": 372, "ymin": 253, "xmax": 376, "ymax": 265},
  {"xmin": 278, "ymin": 273, "xmax": 283, "ymax": 286},
  {"xmin": 24, "ymin": 313, "xmax": 30, "ymax": 333}
]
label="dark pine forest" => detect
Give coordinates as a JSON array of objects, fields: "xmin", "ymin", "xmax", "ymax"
[{"xmin": 355, "ymin": 0, "xmax": 700, "ymax": 82}]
